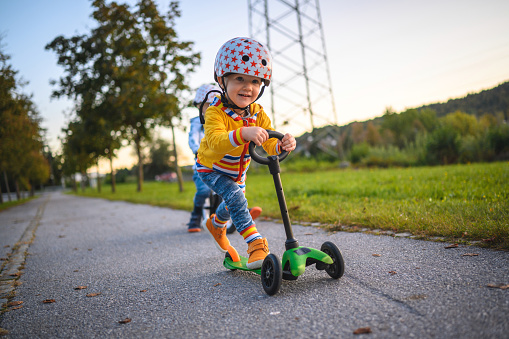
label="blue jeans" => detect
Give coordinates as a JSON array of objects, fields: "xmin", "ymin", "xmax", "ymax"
[
  {"xmin": 193, "ymin": 170, "xmax": 210, "ymax": 208},
  {"xmin": 198, "ymin": 171, "xmax": 253, "ymax": 234},
  {"xmin": 187, "ymin": 170, "xmax": 211, "ymax": 227}
]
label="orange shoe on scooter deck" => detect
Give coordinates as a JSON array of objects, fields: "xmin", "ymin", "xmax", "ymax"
[
  {"xmin": 204, "ymin": 214, "xmax": 230, "ymax": 253},
  {"xmin": 247, "ymin": 238, "xmax": 270, "ymax": 269}
]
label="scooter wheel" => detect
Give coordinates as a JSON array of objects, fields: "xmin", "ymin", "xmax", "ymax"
[
  {"xmin": 261, "ymin": 254, "xmax": 282, "ymax": 296},
  {"xmin": 320, "ymin": 242, "xmax": 345, "ymax": 279}
]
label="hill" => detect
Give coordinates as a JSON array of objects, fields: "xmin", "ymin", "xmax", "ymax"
[
  {"xmin": 295, "ymin": 80, "xmax": 509, "ymax": 159},
  {"xmin": 415, "ymin": 81, "xmax": 509, "ymax": 119}
]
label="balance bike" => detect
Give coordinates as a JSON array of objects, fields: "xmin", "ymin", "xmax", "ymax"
[{"xmin": 223, "ymin": 131, "xmax": 345, "ymax": 295}]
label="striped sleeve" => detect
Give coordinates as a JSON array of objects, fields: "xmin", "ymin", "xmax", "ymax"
[
  {"xmin": 275, "ymin": 142, "xmax": 281, "ymax": 154},
  {"xmin": 228, "ymin": 128, "xmax": 245, "ymax": 147}
]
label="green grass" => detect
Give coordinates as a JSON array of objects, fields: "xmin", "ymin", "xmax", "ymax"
[
  {"xmin": 73, "ymin": 162, "xmax": 509, "ymax": 249},
  {"xmin": 0, "ymin": 197, "xmax": 35, "ymax": 212}
]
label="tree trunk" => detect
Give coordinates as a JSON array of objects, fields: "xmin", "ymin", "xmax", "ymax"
[
  {"xmin": 72, "ymin": 174, "xmax": 77, "ymax": 192},
  {"xmin": 3, "ymin": 171, "xmax": 11, "ymax": 202},
  {"xmin": 30, "ymin": 180, "xmax": 35, "ymax": 197},
  {"xmin": 109, "ymin": 152, "xmax": 116, "ymax": 193},
  {"xmin": 15, "ymin": 180, "xmax": 21, "ymax": 200},
  {"xmin": 135, "ymin": 135, "xmax": 143, "ymax": 192},
  {"xmin": 81, "ymin": 172, "xmax": 86, "ymax": 192},
  {"xmin": 96, "ymin": 160, "xmax": 102, "ymax": 193},
  {"xmin": 170, "ymin": 124, "xmax": 184, "ymax": 192},
  {"xmin": 0, "ymin": 183, "xmax": 3, "ymax": 204}
]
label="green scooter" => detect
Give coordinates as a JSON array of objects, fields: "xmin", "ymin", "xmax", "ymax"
[{"xmin": 223, "ymin": 131, "xmax": 345, "ymax": 295}]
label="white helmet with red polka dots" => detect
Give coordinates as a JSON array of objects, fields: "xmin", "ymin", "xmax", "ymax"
[
  {"xmin": 214, "ymin": 37, "xmax": 272, "ymax": 86},
  {"xmin": 193, "ymin": 84, "xmax": 221, "ymax": 106}
]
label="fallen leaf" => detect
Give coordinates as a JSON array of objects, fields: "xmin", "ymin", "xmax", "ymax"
[
  {"xmin": 353, "ymin": 327, "xmax": 372, "ymax": 334},
  {"xmin": 213, "ymin": 283, "xmax": 221, "ymax": 287},
  {"xmin": 42, "ymin": 299, "xmax": 56, "ymax": 303},
  {"xmin": 140, "ymin": 289, "xmax": 147, "ymax": 292},
  {"xmin": 462, "ymin": 253, "xmax": 479, "ymax": 257},
  {"xmin": 487, "ymin": 283, "xmax": 509, "ymax": 290},
  {"xmin": 406, "ymin": 294, "xmax": 427, "ymax": 300},
  {"xmin": 304, "ymin": 233, "xmax": 313, "ymax": 235},
  {"xmin": 73, "ymin": 270, "xmax": 79, "ymax": 272},
  {"xmin": 7, "ymin": 301, "xmax": 23, "ymax": 307},
  {"xmin": 482, "ymin": 237, "xmax": 496, "ymax": 242},
  {"xmin": 0, "ymin": 257, "xmax": 7, "ymax": 261},
  {"xmin": 11, "ymin": 306, "xmax": 23, "ymax": 310},
  {"xmin": 444, "ymin": 244, "xmax": 459, "ymax": 249},
  {"xmin": 119, "ymin": 318, "xmax": 131, "ymax": 324},
  {"xmin": 372, "ymin": 254, "xmax": 381, "ymax": 257},
  {"xmin": 58, "ymin": 235, "xmax": 65, "ymax": 238},
  {"xmin": 389, "ymin": 271, "xmax": 397, "ymax": 275},
  {"xmin": 270, "ymin": 311, "xmax": 281, "ymax": 315},
  {"xmin": 9, "ymin": 272, "xmax": 21, "ymax": 277},
  {"xmin": 74, "ymin": 286, "xmax": 87, "ymax": 290},
  {"xmin": 86, "ymin": 293, "xmax": 101, "ymax": 297}
]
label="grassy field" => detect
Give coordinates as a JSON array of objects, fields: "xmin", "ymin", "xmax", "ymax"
[
  {"xmin": 72, "ymin": 162, "xmax": 508, "ymax": 249},
  {"xmin": 0, "ymin": 197, "xmax": 35, "ymax": 212}
]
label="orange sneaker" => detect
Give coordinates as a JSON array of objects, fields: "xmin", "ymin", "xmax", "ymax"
[
  {"xmin": 204, "ymin": 214, "xmax": 230, "ymax": 253},
  {"xmin": 249, "ymin": 206, "xmax": 262, "ymax": 221},
  {"xmin": 246, "ymin": 238, "xmax": 270, "ymax": 269},
  {"xmin": 227, "ymin": 207, "xmax": 263, "ymax": 234}
]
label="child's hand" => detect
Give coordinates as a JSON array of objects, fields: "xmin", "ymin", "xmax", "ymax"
[
  {"xmin": 279, "ymin": 133, "xmax": 296, "ymax": 152},
  {"xmin": 242, "ymin": 126, "xmax": 269, "ymax": 146}
]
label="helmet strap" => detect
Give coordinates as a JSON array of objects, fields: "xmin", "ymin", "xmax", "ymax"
[{"xmin": 199, "ymin": 90, "xmax": 223, "ymax": 124}]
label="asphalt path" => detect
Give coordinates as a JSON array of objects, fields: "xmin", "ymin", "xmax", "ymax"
[{"xmin": 0, "ymin": 192, "xmax": 508, "ymax": 338}]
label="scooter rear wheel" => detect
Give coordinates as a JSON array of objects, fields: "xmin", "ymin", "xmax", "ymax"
[
  {"xmin": 261, "ymin": 254, "xmax": 282, "ymax": 295},
  {"xmin": 320, "ymin": 242, "xmax": 345, "ymax": 279}
]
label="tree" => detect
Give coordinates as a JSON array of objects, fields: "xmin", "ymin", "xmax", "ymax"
[
  {"xmin": 144, "ymin": 137, "xmax": 173, "ymax": 180},
  {"xmin": 0, "ymin": 44, "xmax": 49, "ymax": 200},
  {"xmin": 46, "ymin": 0, "xmax": 200, "ymax": 192},
  {"xmin": 365, "ymin": 121, "xmax": 381, "ymax": 146},
  {"xmin": 442, "ymin": 111, "xmax": 480, "ymax": 137},
  {"xmin": 425, "ymin": 124, "xmax": 460, "ymax": 165}
]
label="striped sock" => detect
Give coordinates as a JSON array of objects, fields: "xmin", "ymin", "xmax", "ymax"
[
  {"xmin": 240, "ymin": 225, "xmax": 262, "ymax": 243},
  {"xmin": 213, "ymin": 215, "xmax": 228, "ymax": 228}
]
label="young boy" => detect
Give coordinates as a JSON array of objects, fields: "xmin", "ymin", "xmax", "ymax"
[
  {"xmin": 196, "ymin": 37, "xmax": 296, "ymax": 269},
  {"xmin": 186, "ymin": 84, "xmax": 219, "ymax": 232},
  {"xmin": 187, "ymin": 84, "xmax": 263, "ymax": 232}
]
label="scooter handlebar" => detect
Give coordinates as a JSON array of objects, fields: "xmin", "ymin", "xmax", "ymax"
[{"xmin": 249, "ymin": 130, "xmax": 289, "ymax": 165}]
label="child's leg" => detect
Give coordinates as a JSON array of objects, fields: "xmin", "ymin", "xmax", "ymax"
[
  {"xmin": 200, "ymin": 171, "xmax": 269, "ymax": 268},
  {"xmin": 193, "ymin": 170, "xmax": 210, "ymax": 207},
  {"xmin": 187, "ymin": 170, "xmax": 210, "ymax": 231}
]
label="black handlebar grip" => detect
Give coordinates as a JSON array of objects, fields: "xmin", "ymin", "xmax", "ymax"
[{"xmin": 249, "ymin": 130, "xmax": 289, "ymax": 165}]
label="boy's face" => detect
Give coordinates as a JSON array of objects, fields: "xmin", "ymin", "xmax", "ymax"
[{"xmin": 220, "ymin": 74, "xmax": 263, "ymax": 109}]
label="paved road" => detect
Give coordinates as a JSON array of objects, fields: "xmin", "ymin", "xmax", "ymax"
[{"xmin": 0, "ymin": 192, "xmax": 508, "ymax": 338}]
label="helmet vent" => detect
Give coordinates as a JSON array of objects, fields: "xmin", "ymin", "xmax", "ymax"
[
  {"xmin": 261, "ymin": 59, "xmax": 267, "ymax": 66},
  {"xmin": 242, "ymin": 55, "xmax": 250, "ymax": 62}
]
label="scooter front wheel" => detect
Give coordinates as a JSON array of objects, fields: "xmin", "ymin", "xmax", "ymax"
[
  {"xmin": 261, "ymin": 254, "xmax": 282, "ymax": 295},
  {"xmin": 321, "ymin": 241, "xmax": 345, "ymax": 279}
]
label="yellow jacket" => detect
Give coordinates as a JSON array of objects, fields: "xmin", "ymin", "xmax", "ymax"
[{"xmin": 196, "ymin": 97, "xmax": 280, "ymax": 183}]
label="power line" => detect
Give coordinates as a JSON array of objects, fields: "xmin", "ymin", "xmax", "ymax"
[{"xmin": 248, "ymin": 0, "xmax": 337, "ymax": 131}]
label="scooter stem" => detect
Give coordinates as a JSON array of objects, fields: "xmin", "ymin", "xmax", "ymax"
[{"xmin": 268, "ymin": 155, "xmax": 299, "ymax": 250}]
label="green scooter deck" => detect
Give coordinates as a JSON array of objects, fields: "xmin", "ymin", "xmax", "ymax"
[{"xmin": 223, "ymin": 255, "xmax": 261, "ymax": 275}]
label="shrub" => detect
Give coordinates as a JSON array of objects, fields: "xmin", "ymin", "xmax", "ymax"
[{"xmin": 425, "ymin": 125, "xmax": 460, "ymax": 165}]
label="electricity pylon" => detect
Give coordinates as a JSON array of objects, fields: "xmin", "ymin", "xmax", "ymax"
[{"xmin": 248, "ymin": 0, "xmax": 337, "ymax": 132}]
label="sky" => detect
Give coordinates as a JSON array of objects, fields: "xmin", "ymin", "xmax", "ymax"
[{"xmin": 1, "ymin": 0, "xmax": 509, "ymax": 169}]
